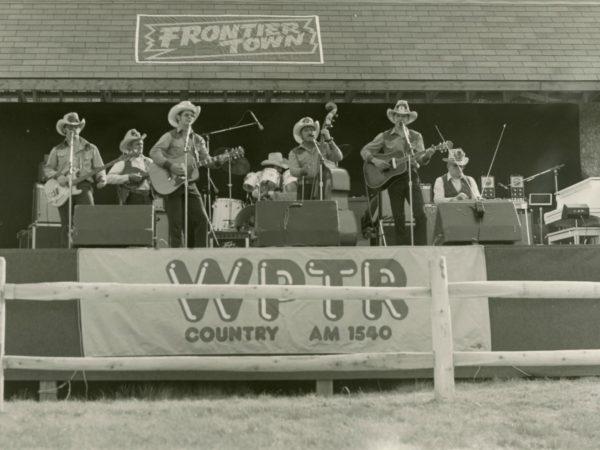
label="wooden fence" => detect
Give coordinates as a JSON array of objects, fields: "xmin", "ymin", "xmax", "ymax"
[{"xmin": 2, "ymin": 256, "xmax": 600, "ymax": 410}]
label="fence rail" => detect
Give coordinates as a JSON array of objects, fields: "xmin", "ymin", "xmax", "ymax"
[{"xmin": 1, "ymin": 256, "xmax": 600, "ymax": 410}]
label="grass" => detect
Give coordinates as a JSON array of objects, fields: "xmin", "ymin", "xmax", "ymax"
[{"xmin": 0, "ymin": 378, "xmax": 599, "ymax": 449}]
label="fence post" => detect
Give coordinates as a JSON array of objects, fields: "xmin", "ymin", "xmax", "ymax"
[
  {"xmin": 429, "ymin": 256, "xmax": 455, "ymax": 402},
  {"xmin": 0, "ymin": 257, "xmax": 6, "ymax": 412}
]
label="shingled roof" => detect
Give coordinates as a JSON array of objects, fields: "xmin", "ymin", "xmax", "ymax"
[{"xmin": 1, "ymin": 0, "xmax": 600, "ymax": 102}]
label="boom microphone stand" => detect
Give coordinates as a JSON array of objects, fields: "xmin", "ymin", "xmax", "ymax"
[
  {"xmin": 201, "ymin": 116, "xmax": 261, "ymax": 245},
  {"xmin": 312, "ymin": 139, "xmax": 327, "ymax": 200},
  {"xmin": 182, "ymin": 125, "xmax": 192, "ymax": 248}
]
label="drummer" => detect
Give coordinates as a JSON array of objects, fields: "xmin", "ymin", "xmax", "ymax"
[{"xmin": 247, "ymin": 152, "xmax": 297, "ymax": 200}]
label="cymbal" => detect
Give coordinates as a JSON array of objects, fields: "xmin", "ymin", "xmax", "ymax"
[
  {"xmin": 213, "ymin": 146, "xmax": 251, "ymax": 176},
  {"xmin": 221, "ymin": 157, "xmax": 251, "ymax": 176}
]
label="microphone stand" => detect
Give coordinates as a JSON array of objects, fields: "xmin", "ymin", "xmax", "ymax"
[
  {"xmin": 402, "ymin": 123, "xmax": 415, "ymax": 246},
  {"xmin": 312, "ymin": 139, "xmax": 326, "ymax": 200},
  {"xmin": 67, "ymin": 132, "xmax": 75, "ymax": 249},
  {"xmin": 182, "ymin": 126, "xmax": 192, "ymax": 248},
  {"xmin": 523, "ymin": 164, "xmax": 564, "ymax": 244}
]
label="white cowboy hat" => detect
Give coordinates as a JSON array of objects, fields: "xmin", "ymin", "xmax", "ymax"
[
  {"xmin": 386, "ymin": 100, "xmax": 418, "ymax": 125},
  {"xmin": 292, "ymin": 117, "xmax": 320, "ymax": 144},
  {"xmin": 260, "ymin": 152, "xmax": 289, "ymax": 169},
  {"xmin": 442, "ymin": 148, "xmax": 469, "ymax": 166},
  {"xmin": 56, "ymin": 112, "xmax": 86, "ymax": 136},
  {"xmin": 167, "ymin": 101, "xmax": 201, "ymax": 128},
  {"xmin": 119, "ymin": 129, "xmax": 147, "ymax": 153}
]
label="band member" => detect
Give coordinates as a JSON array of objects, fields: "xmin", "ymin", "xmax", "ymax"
[
  {"xmin": 44, "ymin": 112, "xmax": 106, "ymax": 247},
  {"xmin": 149, "ymin": 101, "xmax": 221, "ymax": 248},
  {"xmin": 287, "ymin": 117, "xmax": 343, "ymax": 200},
  {"xmin": 360, "ymin": 100, "xmax": 435, "ymax": 245},
  {"xmin": 252, "ymin": 152, "xmax": 296, "ymax": 200},
  {"xmin": 107, "ymin": 129, "xmax": 153, "ymax": 205},
  {"xmin": 433, "ymin": 148, "xmax": 481, "ymax": 203}
]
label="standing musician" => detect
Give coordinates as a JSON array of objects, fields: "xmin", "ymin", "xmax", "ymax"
[
  {"xmin": 149, "ymin": 101, "xmax": 221, "ymax": 248},
  {"xmin": 44, "ymin": 112, "xmax": 106, "ymax": 247},
  {"xmin": 287, "ymin": 116, "xmax": 343, "ymax": 200},
  {"xmin": 107, "ymin": 129, "xmax": 153, "ymax": 205},
  {"xmin": 360, "ymin": 100, "xmax": 435, "ymax": 245},
  {"xmin": 433, "ymin": 148, "xmax": 481, "ymax": 203}
]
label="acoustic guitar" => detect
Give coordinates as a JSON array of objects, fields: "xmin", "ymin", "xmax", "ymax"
[
  {"xmin": 44, "ymin": 153, "xmax": 130, "ymax": 207},
  {"xmin": 363, "ymin": 140, "xmax": 452, "ymax": 191},
  {"xmin": 149, "ymin": 146, "xmax": 244, "ymax": 195}
]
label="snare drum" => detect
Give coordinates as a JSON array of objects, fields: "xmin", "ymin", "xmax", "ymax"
[
  {"xmin": 212, "ymin": 198, "xmax": 244, "ymax": 231},
  {"xmin": 282, "ymin": 169, "xmax": 298, "ymax": 192},
  {"xmin": 243, "ymin": 171, "xmax": 260, "ymax": 193}
]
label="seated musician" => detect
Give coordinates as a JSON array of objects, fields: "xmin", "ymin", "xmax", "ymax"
[
  {"xmin": 433, "ymin": 148, "xmax": 481, "ymax": 203},
  {"xmin": 43, "ymin": 112, "xmax": 106, "ymax": 247},
  {"xmin": 107, "ymin": 129, "xmax": 153, "ymax": 205},
  {"xmin": 149, "ymin": 101, "xmax": 222, "ymax": 248},
  {"xmin": 287, "ymin": 117, "xmax": 343, "ymax": 200},
  {"xmin": 252, "ymin": 152, "xmax": 296, "ymax": 200}
]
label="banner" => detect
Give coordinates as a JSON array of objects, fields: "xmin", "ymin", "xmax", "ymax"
[
  {"xmin": 78, "ymin": 247, "xmax": 490, "ymax": 356},
  {"xmin": 136, "ymin": 15, "xmax": 323, "ymax": 64}
]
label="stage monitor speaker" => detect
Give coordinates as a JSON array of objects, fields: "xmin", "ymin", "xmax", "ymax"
[
  {"xmin": 73, "ymin": 205, "xmax": 154, "ymax": 247},
  {"xmin": 433, "ymin": 201, "xmax": 521, "ymax": 245},
  {"xmin": 255, "ymin": 200, "xmax": 339, "ymax": 246}
]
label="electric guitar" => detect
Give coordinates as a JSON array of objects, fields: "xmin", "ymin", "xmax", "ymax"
[
  {"xmin": 44, "ymin": 153, "xmax": 130, "ymax": 207},
  {"xmin": 149, "ymin": 146, "xmax": 245, "ymax": 195},
  {"xmin": 363, "ymin": 141, "xmax": 452, "ymax": 191}
]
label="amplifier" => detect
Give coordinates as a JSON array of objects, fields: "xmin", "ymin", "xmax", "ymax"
[
  {"xmin": 17, "ymin": 223, "xmax": 62, "ymax": 249},
  {"xmin": 73, "ymin": 205, "xmax": 154, "ymax": 247},
  {"xmin": 32, "ymin": 183, "xmax": 60, "ymax": 223},
  {"xmin": 433, "ymin": 200, "xmax": 521, "ymax": 245},
  {"xmin": 255, "ymin": 200, "xmax": 339, "ymax": 246}
]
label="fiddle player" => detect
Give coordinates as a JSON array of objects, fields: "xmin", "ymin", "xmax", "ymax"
[
  {"xmin": 287, "ymin": 116, "xmax": 343, "ymax": 200},
  {"xmin": 433, "ymin": 148, "xmax": 481, "ymax": 203}
]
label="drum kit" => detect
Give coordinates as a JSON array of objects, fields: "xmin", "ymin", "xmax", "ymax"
[{"xmin": 210, "ymin": 151, "xmax": 298, "ymax": 232}]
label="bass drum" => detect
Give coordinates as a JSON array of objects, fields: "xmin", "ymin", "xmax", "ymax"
[{"xmin": 212, "ymin": 198, "xmax": 244, "ymax": 231}]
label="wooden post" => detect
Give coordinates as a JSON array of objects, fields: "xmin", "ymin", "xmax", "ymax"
[
  {"xmin": 429, "ymin": 256, "xmax": 455, "ymax": 402},
  {"xmin": 315, "ymin": 380, "xmax": 333, "ymax": 396},
  {"xmin": 0, "ymin": 257, "xmax": 6, "ymax": 412}
]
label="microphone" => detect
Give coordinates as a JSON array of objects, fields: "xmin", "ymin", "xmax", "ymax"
[
  {"xmin": 497, "ymin": 182, "xmax": 509, "ymax": 190},
  {"xmin": 250, "ymin": 111, "xmax": 264, "ymax": 131}
]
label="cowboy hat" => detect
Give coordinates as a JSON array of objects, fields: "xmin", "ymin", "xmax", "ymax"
[
  {"xmin": 386, "ymin": 100, "xmax": 418, "ymax": 125},
  {"xmin": 56, "ymin": 112, "xmax": 86, "ymax": 136},
  {"xmin": 167, "ymin": 101, "xmax": 201, "ymax": 128},
  {"xmin": 443, "ymin": 148, "xmax": 469, "ymax": 166},
  {"xmin": 292, "ymin": 117, "xmax": 320, "ymax": 144},
  {"xmin": 260, "ymin": 152, "xmax": 289, "ymax": 169},
  {"xmin": 119, "ymin": 129, "xmax": 147, "ymax": 153}
]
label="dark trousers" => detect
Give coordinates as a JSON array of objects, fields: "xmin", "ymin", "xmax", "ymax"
[
  {"xmin": 362, "ymin": 172, "xmax": 427, "ymax": 245},
  {"xmin": 57, "ymin": 184, "xmax": 93, "ymax": 248},
  {"xmin": 118, "ymin": 188, "xmax": 152, "ymax": 205},
  {"xmin": 164, "ymin": 185, "xmax": 207, "ymax": 248}
]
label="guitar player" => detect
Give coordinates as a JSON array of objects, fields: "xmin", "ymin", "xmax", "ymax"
[
  {"xmin": 149, "ymin": 101, "xmax": 222, "ymax": 248},
  {"xmin": 43, "ymin": 112, "xmax": 107, "ymax": 247},
  {"xmin": 107, "ymin": 129, "xmax": 153, "ymax": 205},
  {"xmin": 360, "ymin": 100, "xmax": 435, "ymax": 246}
]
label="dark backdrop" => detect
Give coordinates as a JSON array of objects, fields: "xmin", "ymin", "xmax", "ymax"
[{"xmin": 0, "ymin": 102, "xmax": 580, "ymax": 248}]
